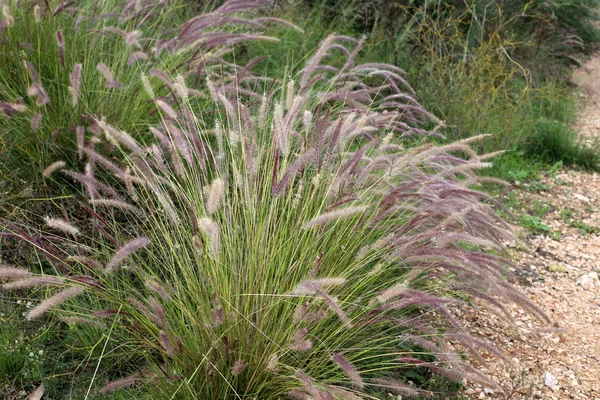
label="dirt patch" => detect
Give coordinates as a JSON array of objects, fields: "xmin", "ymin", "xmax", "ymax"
[{"xmin": 459, "ymin": 58, "xmax": 600, "ymax": 399}]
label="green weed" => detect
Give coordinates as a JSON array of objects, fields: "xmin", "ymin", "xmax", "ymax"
[
  {"xmin": 523, "ymin": 120, "xmax": 600, "ymax": 170},
  {"xmin": 560, "ymin": 208, "xmax": 600, "ymax": 235}
]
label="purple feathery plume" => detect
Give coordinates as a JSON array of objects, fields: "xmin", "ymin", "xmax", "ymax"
[
  {"xmin": 0, "ymin": 266, "xmax": 31, "ymax": 281},
  {"xmin": 24, "ymin": 61, "xmax": 40, "ymax": 84},
  {"xmin": 27, "ymin": 286, "xmax": 86, "ymax": 320},
  {"xmin": 27, "ymin": 83, "xmax": 50, "ymax": 106},
  {"xmin": 105, "ymin": 237, "xmax": 150, "ymax": 273},
  {"xmin": 271, "ymin": 149, "xmax": 315, "ymax": 196},
  {"xmin": 231, "ymin": 360, "xmax": 248, "ymax": 376},
  {"xmin": 61, "ymin": 169, "xmax": 122, "ymax": 199},
  {"xmin": 69, "ymin": 63, "xmax": 82, "ymax": 107},
  {"xmin": 159, "ymin": 331, "xmax": 175, "ymax": 356},
  {"xmin": 2, "ymin": 276, "xmax": 63, "ymax": 290},
  {"xmin": 125, "ymin": 30, "xmax": 142, "ymax": 47},
  {"xmin": 31, "ymin": 113, "xmax": 42, "ymax": 132},
  {"xmin": 0, "ymin": 101, "xmax": 27, "ymax": 117},
  {"xmin": 96, "ymin": 63, "xmax": 122, "ymax": 89},
  {"xmin": 290, "ymin": 328, "xmax": 312, "ymax": 351},
  {"xmin": 127, "ymin": 51, "xmax": 149, "ymax": 65},
  {"xmin": 145, "ymin": 279, "xmax": 170, "ymax": 301},
  {"xmin": 100, "ymin": 373, "xmax": 140, "ymax": 394},
  {"xmin": 332, "ymin": 353, "xmax": 364, "ymax": 389},
  {"xmin": 56, "ymin": 30, "xmax": 65, "ymax": 67}
]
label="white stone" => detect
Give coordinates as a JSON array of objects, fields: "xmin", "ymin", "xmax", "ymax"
[
  {"xmin": 543, "ymin": 371, "xmax": 559, "ymax": 391},
  {"xmin": 573, "ymin": 193, "xmax": 591, "ymax": 202},
  {"xmin": 578, "ymin": 272, "xmax": 600, "ymax": 290}
]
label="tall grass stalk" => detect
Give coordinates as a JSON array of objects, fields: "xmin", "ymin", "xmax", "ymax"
[{"xmin": 0, "ymin": 0, "xmax": 289, "ymax": 187}]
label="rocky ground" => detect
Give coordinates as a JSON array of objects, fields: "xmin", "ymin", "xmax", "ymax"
[{"xmin": 459, "ymin": 56, "xmax": 600, "ymax": 399}]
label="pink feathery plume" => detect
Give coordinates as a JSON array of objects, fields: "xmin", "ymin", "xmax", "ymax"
[
  {"xmin": 231, "ymin": 360, "xmax": 248, "ymax": 376},
  {"xmin": 56, "ymin": 30, "xmax": 65, "ymax": 67},
  {"xmin": 0, "ymin": 265, "xmax": 31, "ymax": 281},
  {"xmin": 96, "ymin": 62, "xmax": 122, "ymax": 89},
  {"xmin": 127, "ymin": 51, "xmax": 149, "ymax": 65},
  {"xmin": 332, "ymin": 353, "xmax": 364, "ymax": 389},
  {"xmin": 69, "ymin": 63, "xmax": 82, "ymax": 107},
  {"xmin": 105, "ymin": 237, "xmax": 150, "ymax": 273},
  {"xmin": 31, "ymin": 113, "xmax": 42, "ymax": 132},
  {"xmin": 100, "ymin": 373, "xmax": 140, "ymax": 394},
  {"xmin": 27, "ymin": 286, "xmax": 86, "ymax": 320},
  {"xmin": 2, "ymin": 276, "xmax": 63, "ymax": 290}
]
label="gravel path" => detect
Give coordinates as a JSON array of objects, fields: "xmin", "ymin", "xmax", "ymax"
[{"xmin": 459, "ymin": 57, "xmax": 600, "ymax": 399}]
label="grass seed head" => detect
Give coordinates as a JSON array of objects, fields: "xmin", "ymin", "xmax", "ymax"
[
  {"xmin": 106, "ymin": 237, "xmax": 150, "ymax": 273},
  {"xmin": 27, "ymin": 286, "xmax": 86, "ymax": 320},
  {"xmin": 44, "ymin": 216, "xmax": 80, "ymax": 236},
  {"xmin": 0, "ymin": 266, "xmax": 31, "ymax": 282},
  {"xmin": 43, "ymin": 161, "xmax": 66, "ymax": 177}
]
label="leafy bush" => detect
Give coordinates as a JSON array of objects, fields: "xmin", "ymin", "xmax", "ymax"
[
  {"xmin": 1, "ymin": 23, "xmax": 549, "ymax": 399},
  {"xmin": 310, "ymin": 0, "xmax": 600, "ymax": 77}
]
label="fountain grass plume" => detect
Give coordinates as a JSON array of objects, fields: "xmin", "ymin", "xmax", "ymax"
[
  {"xmin": 2, "ymin": 276, "xmax": 64, "ymax": 290},
  {"xmin": 27, "ymin": 286, "xmax": 86, "ymax": 320},
  {"xmin": 105, "ymin": 237, "xmax": 150, "ymax": 273},
  {"xmin": 44, "ymin": 217, "xmax": 80, "ymax": 237},
  {"xmin": 0, "ymin": 266, "xmax": 31, "ymax": 281}
]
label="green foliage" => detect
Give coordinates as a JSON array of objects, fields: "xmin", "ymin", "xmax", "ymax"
[
  {"xmin": 0, "ymin": 1, "xmax": 190, "ymax": 186},
  {"xmin": 0, "ymin": 314, "xmax": 46, "ymax": 387},
  {"xmin": 520, "ymin": 214, "xmax": 551, "ymax": 234},
  {"xmin": 309, "ymin": 0, "xmax": 600, "ymax": 78},
  {"xmin": 1, "ymin": 0, "xmax": 595, "ymax": 398},
  {"xmin": 560, "ymin": 208, "xmax": 600, "ymax": 235},
  {"xmin": 523, "ymin": 119, "xmax": 600, "ymax": 170},
  {"xmin": 273, "ymin": 0, "xmax": 600, "ymax": 171},
  {"xmin": 0, "ymin": 295, "xmax": 54, "ymax": 396}
]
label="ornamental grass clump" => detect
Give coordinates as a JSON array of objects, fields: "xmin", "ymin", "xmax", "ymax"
[
  {"xmin": 2, "ymin": 30, "xmax": 549, "ymax": 398},
  {"xmin": 0, "ymin": 0, "xmax": 290, "ymax": 184}
]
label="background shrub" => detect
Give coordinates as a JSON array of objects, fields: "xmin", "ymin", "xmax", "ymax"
[
  {"xmin": 254, "ymin": 0, "xmax": 600, "ymax": 172},
  {"xmin": 524, "ymin": 119, "xmax": 600, "ymax": 169}
]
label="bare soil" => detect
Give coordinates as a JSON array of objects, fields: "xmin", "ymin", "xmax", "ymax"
[{"xmin": 459, "ymin": 57, "xmax": 600, "ymax": 399}]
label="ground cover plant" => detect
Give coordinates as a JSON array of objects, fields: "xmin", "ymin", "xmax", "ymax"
[{"xmin": 0, "ymin": 2, "xmax": 554, "ymax": 396}]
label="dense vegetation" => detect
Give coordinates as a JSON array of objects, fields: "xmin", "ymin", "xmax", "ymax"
[
  {"xmin": 0, "ymin": 0, "xmax": 597, "ymax": 398},
  {"xmin": 254, "ymin": 0, "xmax": 600, "ymax": 172}
]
